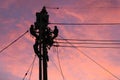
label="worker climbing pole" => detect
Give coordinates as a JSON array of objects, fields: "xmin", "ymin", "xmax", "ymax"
[{"xmin": 30, "ymin": 6, "xmax": 59, "ymax": 80}]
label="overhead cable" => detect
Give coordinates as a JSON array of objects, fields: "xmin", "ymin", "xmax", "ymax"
[
  {"xmin": 49, "ymin": 57, "xmax": 60, "ymax": 72},
  {"xmin": 56, "ymin": 42, "xmax": 120, "ymax": 45},
  {"xmin": 0, "ymin": 30, "xmax": 29, "ymax": 54},
  {"xmin": 54, "ymin": 45, "xmax": 120, "ymax": 49},
  {"xmin": 28, "ymin": 55, "xmax": 36, "ymax": 80},
  {"xmin": 54, "ymin": 6, "xmax": 120, "ymax": 9},
  {"xmin": 22, "ymin": 55, "xmax": 36, "ymax": 80},
  {"xmin": 56, "ymin": 39, "xmax": 120, "ymax": 42},
  {"xmin": 49, "ymin": 22, "xmax": 120, "ymax": 25},
  {"xmin": 56, "ymin": 47, "xmax": 65, "ymax": 80},
  {"xmin": 59, "ymin": 35, "xmax": 120, "ymax": 80}
]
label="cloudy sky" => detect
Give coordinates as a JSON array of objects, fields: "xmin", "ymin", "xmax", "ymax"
[{"xmin": 0, "ymin": 0, "xmax": 120, "ymax": 80}]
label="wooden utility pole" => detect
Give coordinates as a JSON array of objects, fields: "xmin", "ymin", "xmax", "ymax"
[{"xmin": 30, "ymin": 6, "xmax": 59, "ymax": 80}]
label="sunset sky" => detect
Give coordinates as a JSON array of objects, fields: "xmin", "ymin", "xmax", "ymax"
[{"xmin": 0, "ymin": 0, "xmax": 120, "ymax": 80}]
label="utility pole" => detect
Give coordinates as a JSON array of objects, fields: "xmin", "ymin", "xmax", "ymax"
[{"xmin": 30, "ymin": 6, "xmax": 59, "ymax": 80}]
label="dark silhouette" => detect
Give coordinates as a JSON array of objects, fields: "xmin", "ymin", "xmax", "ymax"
[
  {"xmin": 30, "ymin": 25, "xmax": 39, "ymax": 39},
  {"xmin": 40, "ymin": 6, "xmax": 49, "ymax": 27},
  {"xmin": 30, "ymin": 24, "xmax": 41, "ymax": 58},
  {"xmin": 33, "ymin": 40, "xmax": 40, "ymax": 57},
  {"xmin": 44, "ymin": 47, "xmax": 49, "ymax": 61},
  {"xmin": 52, "ymin": 26, "xmax": 59, "ymax": 39},
  {"xmin": 44, "ymin": 27, "xmax": 53, "ymax": 49},
  {"xmin": 29, "ymin": 6, "xmax": 59, "ymax": 80},
  {"xmin": 43, "ymin": 26, "xmax": 59, "ymax": 49}
]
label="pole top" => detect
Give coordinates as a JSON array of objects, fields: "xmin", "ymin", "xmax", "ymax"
[{"xmin": 40, "ymin": 6, "xmax": 48, "ymax": 14}]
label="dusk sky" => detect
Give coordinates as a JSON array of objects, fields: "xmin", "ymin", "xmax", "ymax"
[{"xmin": 0, "ymin": 0, "xmax": 120, "ymax": 80}]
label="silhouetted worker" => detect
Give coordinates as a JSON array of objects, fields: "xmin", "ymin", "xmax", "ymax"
[
  {"xmin": 52, "ymin": 26, "xmax": 59, "ymax": 39},
  {"xmin": 30, "ymin": 25, "xmax": 39, "ymax": 39},
  {"xmin": 33, "ymin": 40, "xmax": 43, "ymax": 58},
  {"xmin": 33, "ymin": 41, "xmax": 39, "ymax": 57},
  {"xmin": 44, "ymin": 27, "xmax": 53, "ymax": 49}
]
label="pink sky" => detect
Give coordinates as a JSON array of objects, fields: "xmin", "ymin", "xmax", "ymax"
[{"xmin": 0, "ymin": 0, "xmax": 120, "ymax": 80}]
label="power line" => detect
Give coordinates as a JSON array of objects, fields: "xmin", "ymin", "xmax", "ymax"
[
  {"xmin": 56, "ymin": 47, "xmax": 65, "ymax": 80},
  {"xmin": 55, "ymin": 6, "xmax": 120, "ymax": 9},
  {"xmin": 49, "ymin": 55, "xmax": 68, "ymax": 80},
  {"xmin": 49, "ymin": 22, "xmax": 120, "ymax": 25},
  {"xmin": 46, "ymin": 6, "xmax": 59, "ymax": 9},
  {"xmin": 54, "ymin": 40, "xmax": 120, "ymax": 48},
  {"xmin": 49, "ymin": 57, "xmax": 60, "ymax": 72},
  {"xmin": 54, "ymin": 45, "xmax": 120, "ymax": 49},
  {"xmin": 56, "ymin": 42, "xmax": 120, "ymax": 45},
  {"xmin": 0, "ymin": 30, "xmax": 29, "ymax": 54},
  {"xmin": 59, "ymin": 35, "xmax": 120, "ymax": 80},
  {"xmin": 56, "ymin": 39, "xmax": 120, "ymax": 42},
  {"xmin": 28, "ymin": 55, "xmax": 36, "ymax": 80},
  {"xmin": 22, "ymin": 55, "xmax": 36, "ymax": 80}
]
